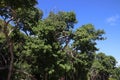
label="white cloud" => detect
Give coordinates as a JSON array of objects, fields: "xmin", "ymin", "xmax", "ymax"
[{"xmin": 106, "ymin": 14, "xmax": 120, "ymax": 26}]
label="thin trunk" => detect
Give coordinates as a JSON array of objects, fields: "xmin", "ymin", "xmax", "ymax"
[
  {"xmin": 65, "ymin": 71, "xmax": 67, "ymax": 80},
  {"xmin": 7, "ymin": 41, "xmax": 14, "ymax": 80},
  {"xmin": 45, "ymin": 72, "xmax": 48, "ymax": 80}
]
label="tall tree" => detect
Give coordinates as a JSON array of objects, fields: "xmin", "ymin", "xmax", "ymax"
[
  {"xmin": 30, "ymin": 11, "xmax": 77, "ymax": 80},
  {"xmin": 0, "ymin": 0, "xmax": 42, "ymax": 80},
  {"xmin": 70, "ymin": 24, "xmax": 105, "ymax": 80}
]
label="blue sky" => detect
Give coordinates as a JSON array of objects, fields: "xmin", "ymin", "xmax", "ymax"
[{"xmin": 37, "ymin": 0, "xmax": 120, "ymax": 64}]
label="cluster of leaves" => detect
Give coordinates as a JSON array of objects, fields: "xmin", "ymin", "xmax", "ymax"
[
  {"xmin": 0, "ymin": 0, "xmax": 120, "ymax": 80},
  {"xmin": 89, "ymin": 53, "xmax": 118, "ymax": 80}
]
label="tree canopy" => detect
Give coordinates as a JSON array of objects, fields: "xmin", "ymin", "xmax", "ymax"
[{"xmin": 0, "ymin": 0, "xmax": 119, "ymax": 80}]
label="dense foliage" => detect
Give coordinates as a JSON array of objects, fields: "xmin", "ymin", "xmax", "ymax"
[{"xmin": 0, "ymin": 0, "xmax": 120, "ymax": 80}]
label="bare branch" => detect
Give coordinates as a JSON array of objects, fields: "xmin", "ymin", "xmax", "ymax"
[
  {"xmin": 0, "ymin": 65, "xmax": 8, "ymax": 70},
  {"xmin": 0, "ymin": 53, "xmax": 7, "ymax": 65}
]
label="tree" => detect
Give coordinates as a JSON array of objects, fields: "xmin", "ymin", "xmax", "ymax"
[
  {"xmin": 109, "ymin": 66, "xmax": 120, "ymax": 80},
  {"xmin": 30, "ymin": 11, "xmax": 77, "ymax": 80},
  {"xmin": 89, "ymin": 53, "xmax": 117, "ymax": 80},
  {"xmin": 0, "ymin": 0, "xmax": 42, "ymax": 80},
  {"xmin": 69, "ymin": 24, "xmax": 105, "ymax": 80}
]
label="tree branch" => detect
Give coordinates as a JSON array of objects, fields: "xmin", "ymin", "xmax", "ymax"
[{"xmin": 0, "ymin": 65, "xmax": 8, "ymax": 70}]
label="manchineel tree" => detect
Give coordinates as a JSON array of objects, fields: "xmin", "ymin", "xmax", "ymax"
[{"xmin": 0, "ymin": 0, "xmax": 119, "ymax": 80}]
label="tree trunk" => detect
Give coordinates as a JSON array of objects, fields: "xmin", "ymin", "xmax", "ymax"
[{"xmin": 7, "ymin": 41, "xmax": 14, "ymax": 80}]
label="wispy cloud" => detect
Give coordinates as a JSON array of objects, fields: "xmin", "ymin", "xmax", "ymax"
[{"xmin": 106, "ymin": 14, "xmax": 120, "ymax": 26}]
